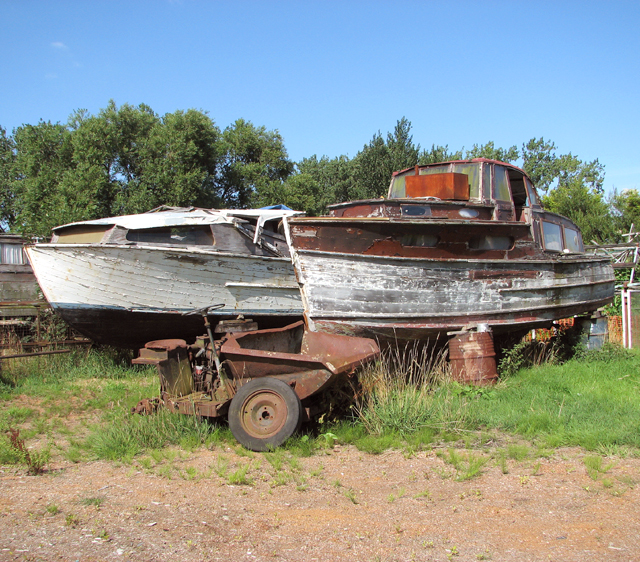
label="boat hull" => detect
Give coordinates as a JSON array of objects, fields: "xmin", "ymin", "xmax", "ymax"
[
  {"xmin": 26, "ymin": 244, "xmax": 303, "ymax": 346},
  {"xmin": 291, "ymin": 249, "xmax": 615, "ymax": 342}
]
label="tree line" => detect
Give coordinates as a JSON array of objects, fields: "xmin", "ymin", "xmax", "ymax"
[{"xmin": 0, "ymin": 101, "xmax": 637, "ymax": 242}]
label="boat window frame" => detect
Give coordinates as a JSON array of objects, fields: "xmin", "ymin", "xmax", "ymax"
[
  {"xmin": 492, "ymin": 165, "xmax": 513, "ymax": 204},
  {"xmin": 563, "ymin": 226, "xmax": 583, "ymax": 253},
  {"xmin": 0, "ymin": 243, "xmax": 27, "ymax": 265},
  {"xmin": 524, "ymin": 178, "xmax": 540, "ymax": 207},
  {"xmin": 482, "ymin": 163, "xmax": 492, "ymax": 201},
  {"xmin": 125, "ymin": 225, "xmax": 216, "ymax": 247},
  {"xmin": 52, "ymin": 225, "xmax": 113, "ymax": 244},
  {"xmin": 541, "ymin": 220, "xmax": 564, "ymax": 252},
  {"xmin": 468, "ymin": 235, "xmax": 515, "ymax": 251}
]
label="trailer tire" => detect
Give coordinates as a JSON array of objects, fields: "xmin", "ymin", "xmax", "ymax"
[{"xmin": 228, "ymin": 378, "xmax": 302, "ymax": 452}]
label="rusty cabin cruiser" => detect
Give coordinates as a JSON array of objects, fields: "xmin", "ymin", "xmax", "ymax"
[{"xmin": 284, "ymin": 159, "xmax": 615, "ymax": 343}]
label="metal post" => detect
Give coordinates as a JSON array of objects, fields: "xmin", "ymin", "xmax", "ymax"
[
  {"xmin": 622, "ymin": 283, "xmax": 635, "ymax": 349},
  {"xmin": 629, "ymin": 287, "xmax": 634, "ymax": 349}
]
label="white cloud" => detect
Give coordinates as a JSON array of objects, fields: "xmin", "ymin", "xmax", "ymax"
[{"xmin": 51, "ymin": 42, "xmax": 67, "ymax": 49}]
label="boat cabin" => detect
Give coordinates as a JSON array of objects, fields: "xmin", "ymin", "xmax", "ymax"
[
  {"xmin": 47, "ymin": 207, "xmax": 303, "ymax": 258},
  {"xmin": 328, "ymin": 159, "xmax": 585, "ymax": 256}
]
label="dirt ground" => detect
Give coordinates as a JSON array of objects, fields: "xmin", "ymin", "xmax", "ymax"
[{"xmin": 1, "ymin": 442, "xmax": 639, "ymax": 562}]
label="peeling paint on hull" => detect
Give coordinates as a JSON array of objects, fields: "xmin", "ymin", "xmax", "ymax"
[
  {"xmin": 289, "ymin": 249, "xmax": 615, "ymax": 342},
  {"xmin": 285, "ymin": 160, "xmax": 616, "ymax": 343},
  {"xmin": 26, "ymin": 244, "xmax": 303, "ymax": 346}
]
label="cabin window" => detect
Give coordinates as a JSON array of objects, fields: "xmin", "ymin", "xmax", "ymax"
[
  {"xmin": 564, "ymin": 227, "xmax": 583, "ymax": 253},
  {"xmin": 55, "ymin": 225, "xmax": 111, "ymax": 243},
  {"xmin": 542, "ymin": 221, "xmax": 563, "ymax": 251},
  {"xmin": 400, "ymin": 233, "xmax": 439, "ymax": 247},
  {"xmin": 450, "ymin": 164, "xmax": 480, "ymax": 199},
  {"xmin": 493, "ymin": 167, "xmax": 511, "ymax": 202},
  {"xmin": 482, "ymin": 164, "xmax": 491, "ymax": 200},
  {"xmin": 389, "ymin": 163, "xmax": 481, "ymax": 199},
  {"xmin": 509, "ymin": 174, "xmax": 528, "ymax": 207},
  {"xmin": 126, "ymin": 226, "xmax": 214, "ymax": 246},
  {"xmin": 401, "ymin": 205, "xmax": 431, "ymax": 217},
  {"xmin": 525, "ymin": 178, "xmax": 539, "ymax": 206},
  {"xmin": 0, "ymin": 244, "xmax": 26, "ymax": 264},
  {"xmin": 469, "ymin": 236, "xmax": 513, "ymax": 251},
  {"xmin": 459, "ymin": 208, "xmax": 479, "ymax": 218}
]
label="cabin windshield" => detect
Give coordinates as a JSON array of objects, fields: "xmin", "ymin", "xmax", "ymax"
[
  {"xmin": 389, "ymin": 163, "xmax": 482, "ymax": 200},
  {"xmin": 54, "ymin": 225, "xmax": 112, "ymax": 244},
  {"xmin": 126, "ymin": 226, "xmax": 214, "ymax": 246}
]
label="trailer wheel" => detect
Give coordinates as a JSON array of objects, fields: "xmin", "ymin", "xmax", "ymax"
[{"xmin": 228, "ymin": 378, "xmax": 302, "ymax": 452}]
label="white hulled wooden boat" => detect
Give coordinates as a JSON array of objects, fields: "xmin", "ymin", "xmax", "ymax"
[{"xmin": 26, "ymin": 206, "xmax": 304, "ymax": 346}]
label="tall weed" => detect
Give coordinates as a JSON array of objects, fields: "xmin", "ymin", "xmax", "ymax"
[
  {"xmin": 354, "ymin": 342, "xmax": 464, "ymax": 436},
  {"xmin": 4, "ymin": 428, "xmax": 49, "ymax": 474}
]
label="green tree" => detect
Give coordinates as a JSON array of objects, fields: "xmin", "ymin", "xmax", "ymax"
[
  {"xmin": 128, "ymin": 108, "xmax": 222, "ymax": 213},
  {"xmin": 522, "ymin": 137, "xmax": 604, "ymax": 194},
  {"xmin": 350, "ymin": 117, "xmax": 420, "ymax": 200},
  {"xmin": 11, "ymin": 121, "xmax": 74, "ymax": 238},
  {"xmin": 0, "ymin": 126, "xmax": 16, "ymax": 228},
  {"xmin": 287, "ymin": 155, "xmax": 353, "ymax": 214},
  {"xmin": 555, "ymin": 153, "xmax": 604, "ymax": 194},
  {"xmin": 610, "ymin": 188, "xmax": 640, "ymax": 240},
  {"xmin": 521, "ymin": 137, "xmax": 559, "ymax": 192},
  {"xmin": 465, "ymin": 141, "xmax": 518, "ymax": 163},
  {"xmin": 218, "ymin": 119, "xmax": 294, "ymax": 208},
  {"xmin": 418, "ymin": 144, "xmax": 463, "ymax": 165},
  {"xmin": 6, "ymin": 103, "xmax": 245, "ymax": 236}
]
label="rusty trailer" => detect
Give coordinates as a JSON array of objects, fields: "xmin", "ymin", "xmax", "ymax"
[{"xmin": 133, "ymin": 314, "xmax": 379, "ymax": 451}]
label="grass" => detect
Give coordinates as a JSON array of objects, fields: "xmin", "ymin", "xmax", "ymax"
[
  {"xmin": 86, "ymin": 407, "xmax": 225, "ymax": 462},
  {"xmin": 226, "ymin": 462, "xmax": 254, "ymax": 485},
  {"xmin": 354, "ymin": 341, "xmax": 455, "ymax": 436},
  {"xmin": 437, "ymin": 448, "xmax": 490, "ymax": 481},
  {"xmin": 347, "ymin": 341, "xmax": 640, "ymax": 453},
  {"xmin": 1, "ymin": 336, "xmax": 640, "ymax": 470},
  {"xmin": 79, "ymin": 496, "xmax": 106, "ymax": 507},
  {"xmin": 458, "ymin": 345, "xmax": 640, "ymax": 450}
]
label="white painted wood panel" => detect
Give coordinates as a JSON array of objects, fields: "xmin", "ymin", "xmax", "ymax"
[{"xmin": 27, "ymin": 244, "xmax": 302, "ymax": 315}]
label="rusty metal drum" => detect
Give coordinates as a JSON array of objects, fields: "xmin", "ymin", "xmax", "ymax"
[{"xmin": 448, "ymin": 329, "xmax": 498, "ymax": 385}]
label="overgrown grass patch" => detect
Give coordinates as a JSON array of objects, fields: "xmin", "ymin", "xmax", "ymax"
[
  {"xmin": 352, "ymin": 341, "xmax": 640, "ymax": 453},
  {"xmin": 353, "ymin": 342, "xmax": 463, "ymax": 438},
  {"xmin": 460, "ymin": 347, "xmax": 640, "ymax": 450},
  {"xmin": 2, "ymin": 335, "xmax": 640, "ymax": 466},
  {"xmin": 0, "ymin": 347, "xmax": 160, "ymax": 467},
  {"xmin": 86, "ymin": 409, "xmax": 226, "ymax": 462}
]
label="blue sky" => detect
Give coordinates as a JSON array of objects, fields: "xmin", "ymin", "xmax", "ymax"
[{"xmin": 1, "ymin": 0, "xmax": 639, "ymax": 193}]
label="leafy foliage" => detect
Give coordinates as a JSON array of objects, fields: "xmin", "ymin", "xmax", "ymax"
[
  {"xmin": 219, "ymin": 118, "xmax": 293, "ymax": 208},
  {"xmin": 543, "ymin": 179, "xmax": 616, "ymax": 243},
  {"xmin": 349, "ymin": 117, "xmax": 420, "ymax": 200},
  {"xmin": 2, "ymin": 103, "xmax": 291, "ymax": 237},
  {"xmin": 610, "ymin": 188, "xmax": 640, "ymax": 237},
  {"xmin": 0, "ymin": 106, "xmax": 618, "ymax": 244},
  {"xmin": 465, "ymin": 141, "xmax": 518, "ymax": 163}
]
